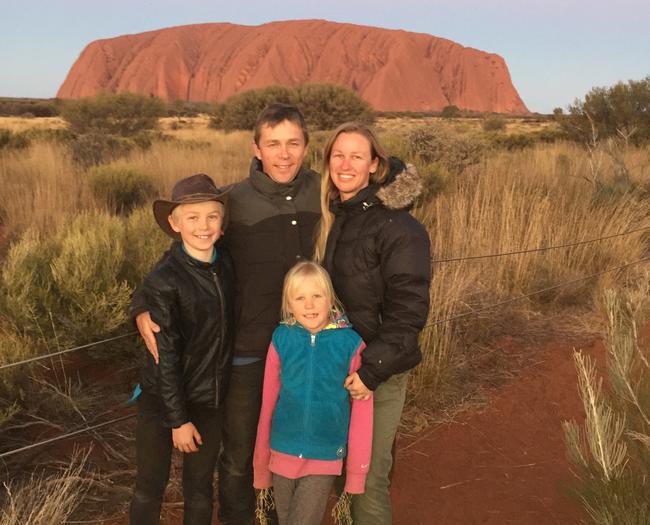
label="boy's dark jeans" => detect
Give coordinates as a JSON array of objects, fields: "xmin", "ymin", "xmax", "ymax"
[
  {"xmin": 217, "ymin": 359, "xmax": 276, "ymax": 525},
  {"xmin": 130, "ymin": 392, "xmax": 222, "ymax": 525}
]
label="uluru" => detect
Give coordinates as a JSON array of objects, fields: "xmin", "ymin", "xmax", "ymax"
[{"xmin": 57, "ymin": 19, "xmax": 528, "ymax": 114}]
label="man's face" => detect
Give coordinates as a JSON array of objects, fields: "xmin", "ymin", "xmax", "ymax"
[{"xmin": 253, "ymin": 120, "xmax": 308, "ymax": 184}]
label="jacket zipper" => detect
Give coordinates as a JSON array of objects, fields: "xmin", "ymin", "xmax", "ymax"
[{"xmin": 211, "ymin": 269, "xmax": 225, "ymax": 409}]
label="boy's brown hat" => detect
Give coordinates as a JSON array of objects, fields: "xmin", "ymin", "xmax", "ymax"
[{"xmin": 153, "ymin": 173, "xmax": 230, "ymax": 239}]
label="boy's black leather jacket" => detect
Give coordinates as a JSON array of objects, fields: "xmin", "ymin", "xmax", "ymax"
[{"xmin": 139, "ymin": 241, "xmax": 234, "ymax": 428}]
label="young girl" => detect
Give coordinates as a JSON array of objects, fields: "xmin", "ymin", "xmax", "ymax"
[{"xmin": 253, "ymin": 261, "xmax": 373, "ymax": 525}]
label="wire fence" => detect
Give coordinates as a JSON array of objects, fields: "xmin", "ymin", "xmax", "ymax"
[
  {"xmin": 1, "ymin": 228, "xmax": 648, "ymax": 459},
  {"xmin": 431, "ymin": 225, "xmax": 650, "ymax": 264}
]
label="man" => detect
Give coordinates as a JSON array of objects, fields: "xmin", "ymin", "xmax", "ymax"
[{"xmin": 134, "ymin": 103, "xmax": 321, "ymax": 524}]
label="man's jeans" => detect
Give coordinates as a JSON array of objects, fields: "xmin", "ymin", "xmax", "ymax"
[
  {"xmin": 130, "ymin": 392, "xmax": 222, "ymax": 525},
  {"xmin": 217, "ymin": 359, "xmax": 271, "ymax": 525}
]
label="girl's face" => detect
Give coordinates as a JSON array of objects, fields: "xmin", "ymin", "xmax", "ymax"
[
  {"xmin": 328, "ymin": 132, "xmax": 379, "ymax": 201},
  {"xmin": 287, "ymin": 276, "xmax": 332, "ymax": 334}
]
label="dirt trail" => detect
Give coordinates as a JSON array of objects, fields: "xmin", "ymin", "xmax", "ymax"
[{"xmin": 390, "ymin": 337, "xmax": 602, "ymax": 525}]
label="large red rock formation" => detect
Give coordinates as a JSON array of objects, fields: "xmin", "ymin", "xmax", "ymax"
[{"xmin": 58, "ymin": 20, "xmax": 528, "ymax": 114}]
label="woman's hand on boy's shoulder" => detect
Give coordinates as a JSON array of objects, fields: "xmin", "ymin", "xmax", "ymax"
[{"xmin": 172, "ymin": 422, "xmax": 203, "ymax": 453}]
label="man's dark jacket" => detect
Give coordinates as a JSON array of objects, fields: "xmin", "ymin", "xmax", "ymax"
[
  {"xmin": 140, "ymin": 242, "xmax": 235, "ymax": 428},
  {"xmin": 223, "ymin": 159, "xmax": 321, "ymax": 357}
]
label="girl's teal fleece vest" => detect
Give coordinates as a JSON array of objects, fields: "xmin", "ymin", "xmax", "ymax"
[{"xmin": 270, "ymin": 322, "xmax": 363, "ymax": 461}]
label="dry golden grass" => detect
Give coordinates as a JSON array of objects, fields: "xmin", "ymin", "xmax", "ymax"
[
  {"xmin": 1, "ymin": 116, "xmax": 649, "ymax": 412},
  {"xmin": 375, "ymin": 115, "xmax": 551, "ymax": 136},
  {"xmin": 409, "ymin": 142, "xmax": 650, "ymax": 407},
  {"xmin": 0, "ymin": 116, "xmax": 66, "ymax": 132}
]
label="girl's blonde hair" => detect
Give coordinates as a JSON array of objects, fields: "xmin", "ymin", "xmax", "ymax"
[
  {"xmin": 313, "ymin": 122, "xmax": 390, "ymax": 262},
  {"xmin": 281, "ymin": 261, "xmax": 343, "ymax": 324}
]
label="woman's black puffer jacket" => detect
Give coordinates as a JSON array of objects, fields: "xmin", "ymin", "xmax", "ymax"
[
  {"xmin": 323, "ymin": 158, "xmax": 431, "ymax": 391},
  {"xmin": 140, "ymin": 241, "xmax": 235, "ymax": 428}
]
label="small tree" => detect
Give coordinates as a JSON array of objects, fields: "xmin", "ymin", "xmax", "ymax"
[
  {"xmin": 441, "ymin": 105, "xmax": 461, "ymax": 119},
  {"xmin": 60, "ymin": 92, "xmax": 166, "ymax": 136},
  {"xmin": 215, "ymin": 86, "xmax": 293, "ymax": 131},
  {"xmin": 561, "ymin": 76, "xmax": 650, "ymax": 145},
  {"xmin": 294, "ymin": 84, "xmax": 374, "ymax": 129}
]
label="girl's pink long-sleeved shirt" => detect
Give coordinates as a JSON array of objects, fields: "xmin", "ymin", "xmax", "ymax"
[{"xmin": 253, "ymin": 340, "xmax": 373, "ymax": 494}]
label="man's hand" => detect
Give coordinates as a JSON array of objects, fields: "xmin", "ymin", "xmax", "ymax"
[
  {"xmin": 136, "ymin": 311, "xmax": 161, "ymax": 364},
  {"xmin": 172, "ymin": 422, "xmax": 203, "ymax": 453},
  {"xmin": 344, "ymin": 372, "xmax": 372, "ymax": 401}
]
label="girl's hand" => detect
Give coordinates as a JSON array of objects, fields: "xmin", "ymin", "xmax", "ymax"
[
  {"xmin": 344, "ymin": 373, "xmax": 372, "ymax": 400},
  {"xmin": 172, "ymin": 422, "xmax": 203, "ymax": 453}
]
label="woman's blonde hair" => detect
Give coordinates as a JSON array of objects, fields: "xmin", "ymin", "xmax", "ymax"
[
  {"xmin": 281, "ymin": 261, "xmax": 343, "ymax": 324},
  {"xmin": 313, "ymin": 122, "xmax": 389, "ymax": 262}
]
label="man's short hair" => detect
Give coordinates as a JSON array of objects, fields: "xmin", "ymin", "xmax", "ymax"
[{"xmin": 254, "ymin": 103, "xmax": 309, "ymax": 146}]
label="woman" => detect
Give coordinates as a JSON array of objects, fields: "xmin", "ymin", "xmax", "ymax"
[{"xmin": 314, "ymin": 122, "xmax": 431, "ymax": 524}]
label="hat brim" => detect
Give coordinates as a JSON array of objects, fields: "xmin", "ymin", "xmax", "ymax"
[{"xmin": 153, "ymin": 190, "xmax": 230, "ymax": 240}]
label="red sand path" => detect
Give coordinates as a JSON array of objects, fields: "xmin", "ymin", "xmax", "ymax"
[{"xmin": 390, "ymin": 338, "xmax": 600, "ymax": 525}]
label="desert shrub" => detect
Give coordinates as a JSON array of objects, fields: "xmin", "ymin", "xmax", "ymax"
[
  {"xmin": 122, "ymin": 206, "xmax": 171, "ymax": 284},
  {"xmin": 488, "ymin": 133, "xmax": 534, "ymax": 150},
  {"xmin": 441, "ymin": 105, "xmax": 461, "ymax": 119},
  {"xmin": 60, "ymin": 92, "xmax": 166, "ymax": 137},
  {"xmin": 212, "ymin": 86, "xmax": 294, "ymax": 131},
  {"xmin": 563, "ymin": 286, "xmax": 650, "ymax": 524},
  {"xmin": 0, "ymin": 449, "xmax": 91, "ymax": 524},
  {"xmin": 210, "ymin": 83, "xmax": 374, "ymax": 132},
  {"xmin": 0, "ymin": 97, "xmax": 60, "ymax": 117},
  {"xmin": 0, "ymin": 214, "xmax": 132, "ymax": 343},
  {"xmin": 482, "ymin": 114, "xmax": 507, "ymax": 132},
  {"xmin": 0, "ymin": 129, "xmax": 31, "ymax": 150},
  {"xmin": 89, "ymin": 166, "xmax": 156, "ymax": 215},
  {"xmin": 407, "ymin": 126, "xmax": 485, "ymax": 174},
  {"xmin": 294, "ymin": 83, "xmax": 374, "ymax": 130},
  {"xmin": 560, "ymin": 75, "xmax": 650, "ymax": 145},
  {"xmin": 70, "ymin": 132, "xmax": 134, "ymax": 166},
  {"xmin": 0, "ymin": 325, "xmax": 35, "ymax": 425}
]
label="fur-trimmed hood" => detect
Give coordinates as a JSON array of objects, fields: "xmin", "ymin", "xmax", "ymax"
[{"xmin": 376, "ymin": 157, "xmax": 423, "ymax": 210}]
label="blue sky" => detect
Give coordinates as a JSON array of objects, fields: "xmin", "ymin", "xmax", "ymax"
[{"xmin": 1, "ymin": 0, "xmax": 648, "ymax": 113}]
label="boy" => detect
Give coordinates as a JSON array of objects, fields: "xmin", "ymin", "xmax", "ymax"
[{"xmin": 130, "ymin": 173, "xmax": 234, "ymax": 525}]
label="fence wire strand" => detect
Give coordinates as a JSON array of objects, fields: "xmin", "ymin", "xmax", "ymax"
[
  {"xmin": 432, "ymin": 225, "xmax": 650, "ymax": 264},
  {"xmin": 0, "ymin": 331, "xmax": 138, "ymax": 371}
]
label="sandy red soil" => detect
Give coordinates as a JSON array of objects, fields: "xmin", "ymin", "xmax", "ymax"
[{"xmin": 390, "ymin": 337, "xmax": 602, "ymax": 525}]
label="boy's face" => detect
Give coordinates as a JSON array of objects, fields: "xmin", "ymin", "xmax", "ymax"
[
  {"xmin": 168, "ymin": 200, "xmax": 224, "ymax": 262},
  {"xmin": 287, "ymin": 276, "xmax": 331, "ymax": 334},
  {"xmin": 253, "ymin": 119, "xmax": 308, "ymax": 184}
]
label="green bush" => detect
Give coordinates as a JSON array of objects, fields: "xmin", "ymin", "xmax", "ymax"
[
  {"xmin": 60, "ymin": 92, "xmax": 166, "ymax": 137},
  {"xmin": 209, "ymin": 84, "xmax": 374, "ymax": 132},
  {"xmin": 441, "ymin": 105, "xmax": 461, "ymax": 119},
  {"xmin": 560, "ymin": 75, "xmax": 650, "ymax": 145},
  {"xmin": 295, "ymin": 84, "xmax": 374, "ymax": 130},
  {"xmin": 70, "ymin": 133, "xmax": 134, "ymax": 166},
  {"xmin": 0, "ymin": 129, "xmax": 31, "ymax": 150},
  {"xmin": 122, "ymin": 206, "xmax": 171, "ymax": 285},
  {"xmin": 0, "ymin": 215, "xmax": 130, "ymax": 342},
  {"xmin": 89, "ymin": 166, "xmax": 156, "ymax": 215},
  {"xmin": 0, "ymin": 97, "xmax": 60, "ymax": 117},
  {"xmin": 482, "ymin": 114, "xmax": 507, "ymax": 132},
  {"xmin": 407, "ymin": 127, "xmax": 485, "ymax": 174},
  {"xmin": 212, "ymin": 86, "xmax": 294, "ymax": 131}
]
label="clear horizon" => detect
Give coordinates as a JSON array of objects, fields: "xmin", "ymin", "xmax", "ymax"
[{"xmin": 1, "ymin": 0, "xmax": 648, "ymax": 114}]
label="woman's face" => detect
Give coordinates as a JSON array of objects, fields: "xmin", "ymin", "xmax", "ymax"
[{"xmin": 329, "ymin": 132, "xmax": 379, "ymax": 201}]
